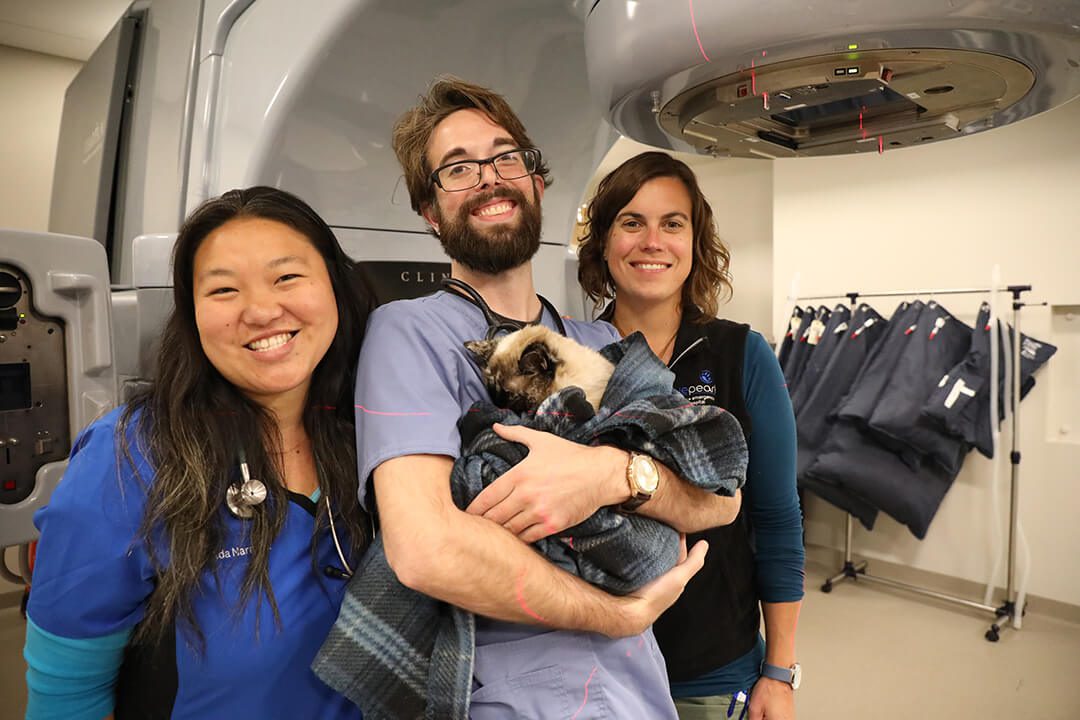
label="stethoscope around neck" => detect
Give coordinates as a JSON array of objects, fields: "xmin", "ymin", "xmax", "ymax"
[
  {"xmin": 226, "ymin": 448, "xmax": 354, "ymax": 579},
  {"xmin": 440, "ymin": 277, "xmax": 566, "ymax": 338}
]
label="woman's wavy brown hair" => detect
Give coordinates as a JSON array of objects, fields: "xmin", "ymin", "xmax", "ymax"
[
  {"xmin": 117, "ymin": 186, "xmax": 374, "ymax": 650},
  {"xmin": 392, "ymin": 75, "xmax": 552, "ymax": 216},
  {"xmin": 577, "ymin": 151, "xmax": 732, "ymax": 320}
]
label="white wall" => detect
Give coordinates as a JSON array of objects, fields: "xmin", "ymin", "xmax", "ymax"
[
  {"xmin": 0, "ymin": 45, "xmax": 81, "ymax": 595},
  {"xmin": 0, "ymin": 45, "xmax": 81, "ymax": 232},
  {"xmin": 694, "ymin": 159, "xmax": 774, "ymax": 339},
  {"xmin": 773, "ymin": 98, "xmax": 1080, "ymax": 607}
]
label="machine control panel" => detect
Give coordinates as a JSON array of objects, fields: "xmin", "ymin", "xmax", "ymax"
[{"xmin": 0, "ymin": 266, "xmax": 70, "ymax": 506}]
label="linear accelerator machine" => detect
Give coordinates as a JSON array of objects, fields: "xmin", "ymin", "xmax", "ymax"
[{"xmin": 2, "ymin": 0, "xmax": 1078, "ymax": 572}]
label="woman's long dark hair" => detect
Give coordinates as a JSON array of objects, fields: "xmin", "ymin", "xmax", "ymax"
[{"xmin": 118, "ymin": 186, "xmax": 374, "ymax": 648}]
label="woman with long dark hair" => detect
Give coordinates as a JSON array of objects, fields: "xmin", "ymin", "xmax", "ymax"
[
  {"xmin": 24, "ymin": 187, "xmax": 374, "ymax": 720},
  {"xmin": 578, "ymin": 152, "xmax": 805, "ymax": 720}
]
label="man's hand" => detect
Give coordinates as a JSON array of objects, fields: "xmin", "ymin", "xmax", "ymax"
[
  {"xmin": 613, "ymin": 536, "xmax": 708, "ymax": 637},
  {"xmin": 465, "ymin": 423, "xmax": 626, "ymax": 542},
  {"xmin": 747, "ymin": 677, "xmax": 795, "ymax": 720}
]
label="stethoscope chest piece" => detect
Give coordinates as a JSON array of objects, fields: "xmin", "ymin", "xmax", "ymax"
[{"xmin": 227, "ymin": 460, "xmax": 267, "ymax": 519}]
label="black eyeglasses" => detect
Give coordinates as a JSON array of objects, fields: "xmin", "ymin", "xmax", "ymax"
[{"xmin": 430, "ymin": 148, "xmax": 541, "ymax": 192}]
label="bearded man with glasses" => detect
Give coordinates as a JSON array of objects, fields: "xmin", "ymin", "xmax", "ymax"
[
  {"xmin": 330, "ymin": 76, "xmax": 743, "ymax": 719},
  {"xmin": 426, "ymin": 147, "xmax": 544, "ymax": 275}
]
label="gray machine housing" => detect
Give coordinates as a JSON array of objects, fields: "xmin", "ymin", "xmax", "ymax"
[
  {"xmin": 0, "ymin": 232, "xmax": 116, "ymax": 547},
  {"xmin": 6, "ymin": 0, "xmax": 1080, "ymax": 553}
]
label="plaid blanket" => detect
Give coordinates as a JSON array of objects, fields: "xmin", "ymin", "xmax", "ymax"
[{"xmin": 312, "ymin": 332, "xmax": 747, "ymax": 719}]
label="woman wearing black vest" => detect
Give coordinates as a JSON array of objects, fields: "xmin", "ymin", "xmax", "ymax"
[{"xmin": 578, "ymin": 152, "xmax": 804, "ymax": 720}]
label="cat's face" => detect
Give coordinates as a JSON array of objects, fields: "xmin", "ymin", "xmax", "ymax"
[{"xmin": 465, "ymin": 326, "xmax": 561, "ymax": 413}]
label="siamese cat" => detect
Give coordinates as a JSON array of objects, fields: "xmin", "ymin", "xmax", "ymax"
[{"xmin": 465, "ymin": 325, "xmax": 615, "ymax": 414}]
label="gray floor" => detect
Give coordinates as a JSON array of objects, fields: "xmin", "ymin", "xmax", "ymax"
[{"xmin": 2, "ymin": 555, "xmax": 1079, "ymax": 720}]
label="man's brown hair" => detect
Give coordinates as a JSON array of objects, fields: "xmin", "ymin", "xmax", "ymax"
[
  {"xmin": 577, "ymin": 151, "xmax": 732, "ymax": 320},
  {"xmin": 391, "ymin": 76, "xmax": 552, "ymax": 215}
]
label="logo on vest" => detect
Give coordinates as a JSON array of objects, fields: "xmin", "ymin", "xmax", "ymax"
[{"xmin": 679, "ymin": 377, "xmax": 717, "ymax": 406}]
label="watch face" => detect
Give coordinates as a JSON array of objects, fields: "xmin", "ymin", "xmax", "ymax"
[
  {"xmin": 633, "ymin": 455, "xmax": 660, "ymax": 493},
  {"xmin": 791, "ymin": 663, "xmax": 802, "ymax": 690}
]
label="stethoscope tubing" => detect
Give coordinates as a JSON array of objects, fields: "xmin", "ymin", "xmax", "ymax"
[{"xmin": 440, "ymin": 277, "xmax": 566, "ymax": 338}]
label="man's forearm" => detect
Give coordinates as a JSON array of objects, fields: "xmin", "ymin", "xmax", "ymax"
[
  {"xmin": 378, "ymin": 454, "xmax": 648, "ymax": 638},
  {"xmin": 592, "ymin": 446, "xmax": 742, "ymax": 532},
  {"xmin": 402, "ymin": 503, "xmax": 636, "ymax": 636},
  {"xmin": 639, "ymin": 460, "xmax": 742, "ymax": 532}
]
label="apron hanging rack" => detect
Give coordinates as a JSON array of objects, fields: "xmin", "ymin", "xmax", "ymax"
[{"xmin": 793, "ymin": 283, "xmax": 1032, "ymax": 642}]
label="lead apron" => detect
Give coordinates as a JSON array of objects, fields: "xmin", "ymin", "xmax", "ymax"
[
  {"xmin": 804, "ymin": 301, "xmax": 974, "ymax": 539},
  {"xmin": 781, "ymin": 307, "xmax": 819, "ymax": 395},
  {"xmin": 790, "ymin": 304, "xmax": 852, "ymax": 418},
  {"xmin": 858, "ymin": 303, "xmax": 973, "ymax": 474},
  {"xmin": 921, "ymin": 303, "xmax": 1056, "ymax": 458},
  {"xmin": 795, "ymin": 303, "xmax": 889, "ymax": 528}
]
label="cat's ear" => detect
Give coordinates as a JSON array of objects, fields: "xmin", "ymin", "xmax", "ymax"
[
  {"xmin": 519, "ymin": 341, "xmax": 557, "ymax": 378},
  {"xmin": 465, "ymin": 339, "xmax": 497, "ymax": 367}
]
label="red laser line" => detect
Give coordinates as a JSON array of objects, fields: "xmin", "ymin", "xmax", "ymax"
[
  {"xmin": 570, "ymin": 666, "xmax": 599, "ymax": 720},
  {"xmin": 688, "ymin": 0, "xmax": 710, "ymax": 62},
  {"xmin": 354, "ymin": 405, "xmax": 432, "ymax": 417},
  {"xmin": 515, "ymin": 569, "xmax": 548, "ymax": 624},
  {"xmin": 878, "ymin": 136, "xmax": 884, "ymax": 154},
  {"xmin": 537, "ymin": 508, "xmax": 558, "ymax": 537},
  {"xmin": 614, "ymin": 404, "xmax": 696, "ymax": 420}
]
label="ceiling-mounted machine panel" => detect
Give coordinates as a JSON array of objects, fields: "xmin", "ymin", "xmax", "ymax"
[{"xmin": 585, "ymin": 1, "xmax": 1080, "ymax": 158}]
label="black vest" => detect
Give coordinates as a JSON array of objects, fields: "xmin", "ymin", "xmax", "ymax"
[{"xmin": 652, "ymin": 310, "xmax": 758, "ymax": 681}]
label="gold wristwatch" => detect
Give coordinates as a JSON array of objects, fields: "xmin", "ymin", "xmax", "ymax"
[{"xmin": 619, "ymin": 452, "xmax": 659, "ymax": 513}]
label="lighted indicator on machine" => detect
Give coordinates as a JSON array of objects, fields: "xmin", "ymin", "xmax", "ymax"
[
  {"xmin": 847, "ymin": 67, "xmax": 859, "ymax": 75},
  {"xmin": 848, "ymin": 43, "xmax": 859, "ymax": 50}
]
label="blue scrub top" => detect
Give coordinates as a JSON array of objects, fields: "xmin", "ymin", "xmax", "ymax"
[{"xmin": 27, "ymin": 407, "xmax": 362, "ymax": 720}]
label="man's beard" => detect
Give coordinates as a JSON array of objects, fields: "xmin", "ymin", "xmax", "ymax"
[{"xmin": 433, "ymin": 185, "xmax": 542, "ymax": 275}]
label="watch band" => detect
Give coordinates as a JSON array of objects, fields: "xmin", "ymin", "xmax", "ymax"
[{"xmin": 760, "ymin": 662, "xmax": 800, "ymax": 689}]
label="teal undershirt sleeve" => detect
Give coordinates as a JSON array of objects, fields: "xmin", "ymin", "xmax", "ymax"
[
  {"xmin": 24, "ymin": 616, "xmax": 131, "ymax": 720},
  {"xmin": 742, "ymin": 331, "xmax": 805, "ymax": 603}
]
